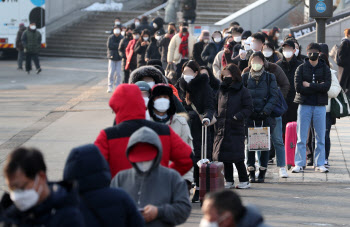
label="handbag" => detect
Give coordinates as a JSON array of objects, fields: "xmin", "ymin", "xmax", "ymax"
[
  {"xmin": 331, "ymin": 89, "xmax": 350, "ymax": 118},
  {"xmin": 191, "ymin": 103, "xmax": 217, "ymax": 126},
  {"xmin": 248, "ymin": 121, "xmax": 271, "ymax": 151}
]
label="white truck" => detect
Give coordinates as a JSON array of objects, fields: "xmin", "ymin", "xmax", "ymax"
[{"xmin": 0, "ymin": 0, "xmax": 46, "ymax": 57}]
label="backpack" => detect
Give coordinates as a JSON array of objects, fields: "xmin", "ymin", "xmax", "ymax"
[
  {"xmin": 183, "ymin": 0, "xmax": 193, "ymax": 10},
  {"xmin": 331, "ymin": 89, "xmax": 350, "ymax": 118}
]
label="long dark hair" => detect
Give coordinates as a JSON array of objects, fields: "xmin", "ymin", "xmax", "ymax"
[
  {"xmin": 138, "ymin": 29, "xmax": 151, "ymax": 43},
  {"xmin": 182, "ymin": 60, "xmax": 200, "ymax": 74},
  {"xmin": 221, "ymin": 64, "xmax": 242, "ymax": 82}
]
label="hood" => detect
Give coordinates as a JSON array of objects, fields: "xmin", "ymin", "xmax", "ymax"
[
  {"xmin": 221, "ymin": 81, "xmax": 243, "ymax": 91},
  {"xmin": 129, "ymin": 65, "xmax": 166, "ymax": 84},
  {"xmin": 63, "ymin": 144, "xmax": 111, "ymax": 193},
  {"xmin": 110, "ymin": 84, "xmax": 146, "ymax": 124},
  {"xmin": 153, "ymin": 17, "xmax": 164, "ymax": 30},
  {"xmin": 126, "ymin": 127, "xmax": 163, "ymax": 175},
  {"xmin": 148, "ymin": 85, "xmax": 176, "ymax": 121},
  {"xmin": 188, "ymin": 73, "xmax": 210, "ymax": 88},
  {"xmin": 237, "ymin": 205, "xmax": 265, "ymax": 227}
]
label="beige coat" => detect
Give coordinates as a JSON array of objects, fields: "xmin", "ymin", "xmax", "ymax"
[
  {"xmin": 167, "ymin": 33, "xmax": 196, "ymax": 64},
  {"xmin": 213, "ymin": 50, "xmax": 224, "ymax": 80},
  {"xmin": 326, "ymin": 69, "xmax": 342, "ymax": 112}
]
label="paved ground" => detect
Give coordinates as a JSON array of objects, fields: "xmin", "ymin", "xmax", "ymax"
[{"xmin": 1, "ymin": 57, "xmax": 350, "ymax": 226}]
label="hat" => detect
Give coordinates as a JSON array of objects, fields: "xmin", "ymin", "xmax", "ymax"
[
  {"xmin": 128, "ymin": 143, "xmax": 158, "ymax": 162},
  {"xmin": 132, "ymin": 29, "xmax": 140, "ymax": 34},
  {"xmin": 152, "ymin": 84, "xmax": 173, "ymax": 97},
  {"xmin": 146, "ymin": 60, "xmax": 165, "ymax": 76},
  {"xmin": 241, "ymin": 30, "xmax": 252, "ymax": 40},
  {"xmin": 135, "ymin": 81, "xmax": 151, "ymax": 92},
  {"xmin": 282, "ymin": 40, "xmax": 295, "ymax": 49},
  {"xmin": 129, "ymin": 65, "xmax": 165, "ymax": 84},
  {"xmin": 202, "ymin": 30, "xmax": 210, "ymax": 39}
]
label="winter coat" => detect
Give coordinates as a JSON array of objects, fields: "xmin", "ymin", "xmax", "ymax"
[
  {"xmin": 167, "ymin": 33, "xmax": 196, "ymax": 64},
  {"xmin": 213, "ymin": 81, "xmax": 253, "ymax": 163},
  {"xmin": 326, "ymin": 69, "xmax": 342, "ymax": 112},
  {"xmin": 265, "ymin": 51, "xmax": 283, "ymax": 63},
  {"xmin": 146, "ymin": 37, "xmax": 161, "ymax": 60},
  {"xmin": 152, "ymin": 17, "xmax": 166, "ymax": 34},
  {"xmin": 63, "ymin": 144, "xmax": 144, "ymax": 227},
  {"xmin": 165, "ymin": 0, "xmax": 180, "ymax": 24},
  {"xmin": 129, "ymin": 65, "xmax": 167, "ymax": 84},
  {"xmin": 0, "ymin": 181, "xmax": 85, "ymax": 226},
  {"xmin": 237, "ymin": 205, "xmax": 271, "ymax": 227},
  {"xmin": 242, "ymin": 60, "xmax": 290, "ymax": 98},
  {"xmin": 179, "ymin": 74, "xmax": 215, "ymax": 159},
  {"xmin": 21, "ymin": 29, "xmax": 41, "ymax": 54},
  {"xmin": 182, "ymin": 0, "xmax": 196, "ymax": 20},
  {"xmin": 201, "ymin": 42, "xmax": 224, "ymax": 68},
  {"xmin": 94, "ymin": 84, "xmax": 193, "ymax": 178},
  {"xmin": 16, "ymin": 26, "xmax": 26, "ymax": 51},
  {"xmin": 294, "ymin": 59, "xmax": 332, "ymax": 106},
  {"xmin": 213, "ymin": 50, "xmax": 224, "ymax": 80},
  {"xmin": 135, "ymin": 21, "xmax": 153, "ymax": 34},
  {"xmin": 159, "ymin": 36, "xmax": 172, "ymax": 63},
  {"xmin": 277, "ymin": 55, "xmax": 302, "ymax": 125},
  {"xmin": 135, "ymin": 41, "xmax": 148, "ymax": 68},
  {"xmin": 125, "ymin": 39, "xmax": 138, "ymax": 70},
  {"xmin": 337, "ymin": 38, "xmax": 350, "ymax": 92},
  {"xmin": 193, "ymin": 41, "xmax": 207, "ymax": 66},
  {"xmin": 119, "ymin": 35, "xmax": 132, "ymax": 60},
  {"xmin": 110, "ymin": 127, "xmax": 192, "ymax": 227},
  {"xmin": 107, "ymin": 34, "xmax": 123, "ymax": 61}
]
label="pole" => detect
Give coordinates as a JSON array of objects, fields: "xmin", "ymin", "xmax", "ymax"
[{"xmin": 316, "ymin": 18, "xmax": 326, "ymax": 43}]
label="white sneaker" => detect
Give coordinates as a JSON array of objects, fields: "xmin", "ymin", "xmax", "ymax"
[
  {"xmin": 292, "ymin": 166, "xmax": 304, "ymax": 173},
  {"xmin": 324, "ymin": 159, "xmax": 330, "ymax": 168},
  {"xmin": 315, "ymin": 166, "xmax": 329, "ymax": 173},
  {"xmin": 279, "ymin": 167, "xmax": 289, "ymax": 178},
  {"xmin": 225, "ymin": 182, "xmax": 234, "ymax": 189},
  {"xmin": 107, "ymin": 86, "xmax": 113, "ymax": 93},
  {"xmin": 236, "ymin": 182, "xmax": 251, "ymax": 189}
]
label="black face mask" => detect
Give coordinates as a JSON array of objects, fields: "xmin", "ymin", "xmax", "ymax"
[
  {"xmin": 223, "ymin": 77, "xmax": 233, "ymax": 85},
  {"xmin": 169, "ymin": 29, "xmax": 175, "ymax": 34},
  {"xmin": 182, "ymin": 27, "xmax": 188, "ymax": 33},
  {"xmin": 308, "ymin": 52, "xmax": 319, "ymax": 61}
]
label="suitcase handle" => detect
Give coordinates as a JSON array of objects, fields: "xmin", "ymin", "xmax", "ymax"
[{"xmin": 201, "ymin": 125, "xmax": 208, "ymax": 160}]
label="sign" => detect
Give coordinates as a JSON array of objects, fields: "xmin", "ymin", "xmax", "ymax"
[
  {"xmin": 309, "ymin": 0, "xmax": 333, "ymax": 18},
  {"xmin": 315, "ymin": 2, "xmax": 326, "ymax": 13}
]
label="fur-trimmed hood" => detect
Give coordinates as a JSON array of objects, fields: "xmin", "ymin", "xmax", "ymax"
[{"xmin": 129, "ymin": 65, "xmax": 167, "ymax": 84}]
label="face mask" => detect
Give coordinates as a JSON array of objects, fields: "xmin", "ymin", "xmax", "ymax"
[
  {"xmin": 147, "ymin": 81, "xmax": 155, "ymax": 88},
  {"xmin": 155, "ymin": 36, "xmax": 162, "ymax": 41},
  {"xmin": 182, "ymin": 27, "xmax": 188, "ymax": 33},
  {"xmin": 136, "ymin": 160, "xmax": 153, "ymax": 172},
  {"xmin": 113, "ymin": 29, "xmax": 121, "ymax": 35},
  {"xmin": 143, "ymin": 37, "xmax": 149, "ymax": 41},
  {"xmin": 234, "ymin": 36, "xmax": 241, "ymax": 42},
  {"xmin": 294, "ymin": 49, "xmax": 299, "ymax": 56},
  {"xmin": 263, "ymin": 50, "xmax": 273, "ymax": 58},
  {"xmin": 276, "ymin": 33, "xmax": 280, "ymax": 38},
  {"xmin": 153, "ymin": 23, "xmax": 158, "ymax": 29},
  {"xmin": 308, "ymin": 52, "xmax": 319, "ymax": 61},
  {"xmin": 184, "ymin": 75, "xmax": 194, "ymax": 83},
  {"xmin": 115, "ymin": 21, "xmax": 121, "ymax": 25},
  {"xmin": 214, "ymin": 37, "xmax": 222, "ymax": 43},
  {"xmin": 252, "ymin": 63, "xmax": 263, "ymax": 71},
  {"xmin": 169, "ymin": 29, "xmax": 175, "ymax": 34},
  {"xmin": 154, "ymin": 98, "xmax": 170, "ymax": 112},
  {"xmin": 250, "ymin": 42, "xmax": 259, "ymax": 51},
  {"xmin": 203, "ymin": 39, "xmax": 209, "ymax": 43},
  {"xmin": 143, "ymin": 97, "xmax": 149, "ymax": 106},
  {"xmin": 199, "ymin": 218, "xmax": 218, "ymax": 227},
  {"xmin": 283, "ymin": 50, "xmax": 294, "ymax": 59},
  {"xmin": 121, "ymin": 31, "xmax": 126, "ymax": 36},
  {"xmin": 134, "ymin": 35, "xmax": 140, "ymax": 40},
  {"xmin": 224, "ymin": 33, "xmax": 229, "ymax": 38},
  {"xmin": 135, "ymin": 21, "xmax": 140, "ymax": 26},
  {"xmin": 10, "ymin": 176, "xmax": 41, "ymax": 211},
  {"xmin": 29, "ymin": 25, "xmax": 36, "ymax": 30},
  {"xmin": 223, "ymin": 77, "xmax": 233, "ymax": 84},
  {"xmin": 244, "ymin": 44, "xmax": 251, "ymax": 51}
]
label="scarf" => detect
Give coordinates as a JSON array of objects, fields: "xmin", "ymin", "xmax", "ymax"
[
  {"xmin": 221, "ymin": 43, "xmax": 233, "ymax": 68},
  {"xmin": 250, "ymin": 67, "xmax": 265, "ymax": 83},
  {"xmin": 179, "ymin": 33, "xmax": 189, "ymax": 58}
]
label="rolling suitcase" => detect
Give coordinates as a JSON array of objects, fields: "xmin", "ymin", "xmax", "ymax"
[
  {"xmin": 285, "ymin": 122, "xmax": 297, "ymax": 170},
  {"xmin": 199, "ymin": 125, "xmax": 225, "ymax": 205}
]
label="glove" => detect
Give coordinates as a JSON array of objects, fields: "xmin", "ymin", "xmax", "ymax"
[
  {"xmin": 233, "ymin": 116, "xmax": 238, "ymax": 120},
  {"xmin": 202, "ymin": 118, "xmax": 210, "ymax": 126},
  {"xmin": 258, "ymin": 112, "xmax": 268, "ymax": 120},
  {"xmin": 250, "ymin": 112, "xmax": 258, "ymax": 120}
]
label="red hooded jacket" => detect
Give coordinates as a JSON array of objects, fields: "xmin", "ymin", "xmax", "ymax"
[{"xmin": 95, "ymin": 84, "xmax": 193, "ymax": 178}]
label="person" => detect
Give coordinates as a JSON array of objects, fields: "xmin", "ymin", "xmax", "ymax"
[
  {"xmin": 21, "ymin": 22, "xmax": 42, "ymax": 74},
  {"xmin": 242, "ymin": 52, "xmax": 279, "ymax": 183},
  {"xmin": 164, "ymin": 0, "xmax": 181, "ymax": 24},
  {"xmin": 63, "ymin": 144, "xmax": 145, "ymax": 227},
  {"xmin": 107, "ymin": 25, "xmax": 124, "ymax": 93},
  {"xmin": 201, "ymin": 31, "xmax": 224, "ymax": 68},
  {"xmin": 152, "ymin": 17, "xmax": 165, "ymax": 35},
  {"xmin": 231, "ymin": 26, "xmax": 244, "ymax": 58},
  {"xmin": 337, "ymin": 28, "xmax": 350, "ymax": 97},
  {"xmin": 131, "ymin": 18, "xmax": 141, "ymax": 30},
  {"xmin": 111, "ymin": 17, "xmax": 122, "ymax": 33},
  {"xmin": 213, "ymin": 64, "xmax": 253, "ymax": 189},
  {"xmin": 146, "ymin": 31, "xmax": 162, "ymax": 62},
  {"xmin": 135, "ymin": 29, "xmax": 151, "ymax": 68},
  {"xmin": 167, "ymin": 21, "xmax": 196, "ymax": 80},
  {"xmin": 159, "ymin": 23, "xmax": 177, "ymax": 70},
  {"xmin": 199, "ymin": 66, "xmax": 221, "ymax": 96},
  {"xmin": 262, "ymin": 42, "xmax": 282, "ymax": 63},
  {"xmin": 292, "ymin": 43, "xmax": 331, "ymax": 174},
  {"xmin": 267, "ymin": 27, "xmax": 280, "ymax": 49},
  {"xmin": 0, "ymin": 147, "xmax": 85, "ymax": 226},
  {"xmin": 277, "ymin": 40, "xmax": 303, "ymax": 132},
  {"xmin": 201, "ymin": 190, "xmax": 270, "ymax": 227},
  {"xmin": 213, "ymin": 35, "xmax": 235, "ymax": 80},
  {"xmin": 136, "ymin": 81, "xmax": 152, "ymax": 120},
  {"xmin": 182, "ymin": 0, "xmax": 196, "ymax": 24},
  {"xmin": 229, "ymin": 21, "xmax": 240, "ymax": 29},
  {"xmin": 119, "ymin": 27, "xmax": 133, "ymax": 83},
  {"xmin": 94, "ymin": 84, "xmax": 193, "ymax": 178},
  {"xmin": 111, "ymin": 127, "xmax": 192, "ymax": 227},
  {"xmin": 135, "ymin": 16, "xmax": 154, "ymax": 34},
  {"xmin": 125, "ymin": 30, "xmax": 141, "ymax": 72},
  {"xmin": 178, "ymin": 60, "xmax": 215, "ymax": 202},
  {"xmin": 16, "ymin": 23, "xmax": 26, "ymax": 70},
  {"xmin": 193, "ymin": 30, "xmax": 210, "ymax": 66}
]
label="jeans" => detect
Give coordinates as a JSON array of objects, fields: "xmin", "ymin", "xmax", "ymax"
[
  {"xmin": 25, "ymin": 53, "xmax": 40, "ymax": 71},
  {"xmin": 295, "ymin": 105, "xmax": 326, "ymax": 167},
  {"xmin": 108, "ymin": 60, "xmax": 122, "ymax": 87},
  {"xmin": 271, "ymin": 117, "xmax": 286, "ymax": 167},
  {"xmin": 224, "ymin": 161, "xmax": 249, "ymax": 183},
  {"xmin": 325, "ymin": 113, "xmax": 332, "ymax": 160},
  {"xmin": 17, "ymin": 50, "xmax": 24, "ymax": 69}
]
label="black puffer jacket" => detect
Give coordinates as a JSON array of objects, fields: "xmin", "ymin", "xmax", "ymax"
[
  {"xmin": 182, "ymin": 0, "xmax": 196, "ymax": 20},
  {"xmin": 118, "ymin": 35, "xmax": 132, "ymax": 60},
  {"xmin": 107, "ymin": 34, "xmax": 123, "ymax": 61},
  {"xmin": 294, "ymin": 59, "xmax": 331, "ymax": 106},
  {"xmin": 201, "ymin": 42, "xmax": 224, "ymax": 68},
  {"xmin": 193, "ymin": 41, "xmax": 207, "ymax": 66},
  {"xmin": 213, "ymin": 81, "xmax": 253, "ymax": 163},
  {"xmin": 145, "ymin": 37, "xmax": 161, "ymax": 60},
  {"xmin": 337, "ymin": 38, "xmax": 350, "ymax": 94},
  {"xmin": 134, "ymin": 41, "xmax": 148, "ymax": 68},
  {"xmin": 152, "ymin": 17, "xmax": 165, "ymax": 34}
]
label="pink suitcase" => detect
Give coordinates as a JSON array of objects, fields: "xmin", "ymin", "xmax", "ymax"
[{"xmin": 285, "ymin": 122, "xmax": 297, "ymax": 170}]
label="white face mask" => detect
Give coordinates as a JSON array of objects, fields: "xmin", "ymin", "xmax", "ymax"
[
  {"xmin": 214, "ymin": 37, "xmax": 222, "ymax": 43},
  {"xmin": 154, "ymin": 98, "xmax": 170, "ymax": 112},
  {"xmin": 184, "ymin": 75, "xmax": 194, "ymax": 83},
  {"xmin": 153, "ymin": 23, "xmax": 158, "ymax": 29},
  {"xmin": 115, "ymin": 21, "xmax": 121, "ymax": 25},
  {"xmin": 295, "ymin": 49, "xmax": 299, "ymax": 56},
  {"xmin": 135, "ymin": 21, "xmax": 140, "ymax": 26},
  {"xmin": 29, "ymin": 25, "xmax": 36, "ymax": 30},
  {"xmin": 121, "ymin": 31, "xmax": 126, "ymax": 36},
  {"xmin": 276, "ymin": 32, "xmax": 280, "ymax": 38},
  {"xmin": 147, "ymin": 81, "xmax": 155, "ymax": 88},
  {"xmin": 233, "ymin": 36, "xmax": 241, "ymax": 42},
  {"xmin": 199, "ymin": 218, "xmax": 218, "ymax": 227},
  {"xmin": 143, "ymin": 37, "xmax": 149, "ymax": 41},
  {"xmin": 134, "ymin": 35, "xmax": 140, "ymax": 40},
  {"xmin": 143, "ymin": 97, "xmax": 149, "ymax": 107},
  {"xmin": 10, "ymin": 176, "xmax": 42, "ymax": 211},
  {"xmin": 244, "ymin": 44, "xmax": 251, "ymax": 51},
  {"xmin": 224, "ymin": 33, "xmax": 229, "ymax": 38},
  {"xmin": 283, "ymin": 50, "xmax": 294, "ymax": 59},
  {"xmin": 203, "ymin": 39, "xmax": 209, "ymax": 44},
  {"xmin": 250, "ymin": 42, "xmax": 259, "ymax": 51},
  {"xmin": 113, "ymin": 29, "xmax": 121, "ymax": 35},
  {"xmin": 155, "ymin": 36, "xmax": 162, "ymax": 41},
  {"xmin": 136, "ymin": 160, "xmax": 153, "ymax": 172},
  {"xmin": 263, "ymin": 50, "xmax": 273, "ymax": 58}
]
